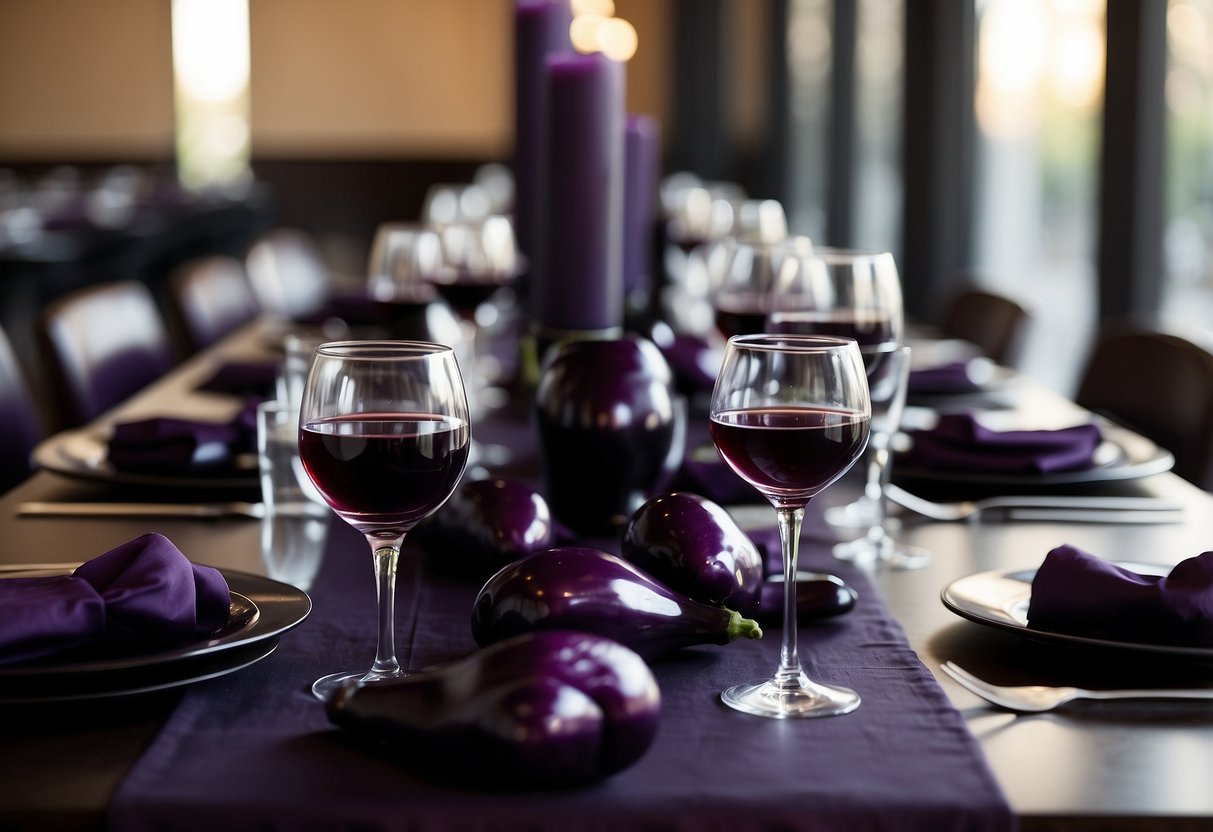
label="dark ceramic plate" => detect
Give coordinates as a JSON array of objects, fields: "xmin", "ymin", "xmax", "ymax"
[
  {"xmin": 895, "ymin": 422, "xmax": 1174, "ymax": 488},
  {"xmin": 0, "ymin": 569, "xmax": 311, "ymax": 702},
  {"xmin": 941, "ymin": 561, "xmax": 1213, "ymax": 661},
  {"xmin": 32, "ymin": 426, "xmax": 259, "ymax": 490}
]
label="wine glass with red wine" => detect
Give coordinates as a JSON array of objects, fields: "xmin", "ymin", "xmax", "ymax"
[
  {"xmin": 298, "ymin": 341, "xmax": 470, "ymax": 700},
  {"xmin": 709, "ymin": 236, "xmax": 813, "ymax": 339},
  {"xmin": 767, "ymin": 248, "xmax": 929, "ymax": 570},
  {"xmin": 710, "ymin": 334, "xmax": 870, "ymax": 718}
]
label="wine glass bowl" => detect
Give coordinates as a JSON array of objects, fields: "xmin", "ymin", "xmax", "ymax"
[
  {"xmin": 427, "ymin": 215, "xmax": 522, "ymax": 318},
  {"xmin": 710, "ymin": 236, "xmax": 813, "ymax": 340},
  {"xmin": 298, "ymin": 341, "xmax": 470, "ymax": 700},
  {"xmin": 709, "ymin": 334, "xmax": 870, "ymax": 718}
]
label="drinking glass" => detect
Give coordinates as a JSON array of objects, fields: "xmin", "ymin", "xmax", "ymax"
[
  {"xmin": 710, "ymin": 236, "xmax": 813, "ymax": 339},
  {"xmin": 298, "ymin": 341, "xmax": 470, "ymax": 700},
  {"xmin": 710, "ymin": 334, "xmax": 871, "ymax": 718},
  {"xmin": 767, "ymin": 248, "xmax": 929, "ymax": 569},
  {"xmin": 829, "ymin": 345, "xmax": 929, "ymax": 569},
  {"xmin": 365, "ymin": 222, "xmax": 442, "ymax": 306}
]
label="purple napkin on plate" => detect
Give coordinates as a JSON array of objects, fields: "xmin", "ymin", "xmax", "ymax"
[
  {"xmin": 1028, "ymin": 545, "xmax": 1213, "ymax": 648},
  {"xmin": 195, "ymin": 359, "xmax": 280, "ymax": 397},
  {"xmin": 107, "ymin": 400, "xmax": 259, "ymax": 474},
  {"xmin": 908, "ymin": 360, "xmax": 985, "ymax": 395},
  {"xmin": 903, "ymin": 413, "xmax": 1102, "ymax": 474},
  {"xmin": 0, "ymin": 533, "xmax": 231, "ymax": 665}
]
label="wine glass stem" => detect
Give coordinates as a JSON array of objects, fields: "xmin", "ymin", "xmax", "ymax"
[
  {"xmin": 869, "ymin": 441, "xmax": 891, "ymax": 528},
  {"xmin": 775, "ymin": 505, "xmax": 807, "ymax": 689},
  {"xmin": 368, "ymin": 535, "xmax": 404, "ymax": 678}
]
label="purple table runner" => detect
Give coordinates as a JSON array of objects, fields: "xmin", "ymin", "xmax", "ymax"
[{"xmin": 109, "ymin": 510, "xmax": 1014, "ymax": 830}]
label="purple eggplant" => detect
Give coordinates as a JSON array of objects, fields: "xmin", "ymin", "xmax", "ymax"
[
  {"xmin": 327, "ymin": 630, "xmax": 660, "ymax": 787},
  {"xmin": 621, "ymin": 492, "xmax": 764, "ymax": 616},
  {"xmin": 415, "ymin": 478, "xmax": 554, "ymax": 580},
  {"xmin": 472, "ymin": 547, "xmax": 763, "ymax": 659},
  {"xmin": 757, "ymin": 572, "xmax": 859, "ymax": 623}
]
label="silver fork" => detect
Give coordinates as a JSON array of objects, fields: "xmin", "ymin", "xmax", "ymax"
[
  {"xmin": 885, "ymin": 483, "xmax": 1184, "ymax": 523},
  {"xmin": 940, "ymin": 661, "xmax": 1213, "ymax": 713}
]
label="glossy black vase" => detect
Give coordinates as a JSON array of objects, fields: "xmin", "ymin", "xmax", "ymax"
[{"xmin": 535, "ymin": 336, "xmax": 685, "ymax": 537}]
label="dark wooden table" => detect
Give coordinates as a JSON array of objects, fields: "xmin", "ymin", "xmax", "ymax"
[{"xmin": 1, "ymin": 320, "xmax": 1211, "ymax": 831}]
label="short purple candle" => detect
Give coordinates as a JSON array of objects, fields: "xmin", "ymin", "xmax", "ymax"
[
  {"xmin": 513, "ymin": 1, "xmax": 573, "ymax": 285},
  {"xmin": 623, "ymin": 114, "xmax": 660, "ymax": 302},
  {"xmin": 537, "ymin": 52, "xmax": 626, "ymax": 337}
]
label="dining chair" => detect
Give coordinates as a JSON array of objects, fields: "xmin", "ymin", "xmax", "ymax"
[
  {"xmin": 1075, "ymin": 323, "xmax": 1213, "ymax": 491},
  {"xmin": 939, "ymin": 287, "xmax": 1031, "ymax": 368},
  {"xmin": 166, "ymin": 255, "xmax": 262, "ymax": 351},
  {"xmin": 0, "ymin": 324, "xmax": 42, "ymax": 492},
  {"xmin": 36, "ymin": 280, "xmax": 177, "ymax": 430},
  {"xmin": 244, "ymin": 228, "xmax": 333, "ymax": 320}
]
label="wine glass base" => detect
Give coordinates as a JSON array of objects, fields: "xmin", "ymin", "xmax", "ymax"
[
  {"xmin": 833, "ymin": 535, "xmax": 931, "ymax": 571},
  {"xmin": 823, "ymin": 499, "xmax": 880, "ymax": 530},
  {"xmin": 311, "ymin": 668, "xmax": 407, "ymax": 702},
  {"xmin": 721, "ymin": 676, "xmax": 861, "ymax": 719}
]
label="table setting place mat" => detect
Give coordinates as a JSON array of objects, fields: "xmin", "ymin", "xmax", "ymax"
[{"xmin": 108, "ymin": 513, "xmax": 1014, "ymax": 832}]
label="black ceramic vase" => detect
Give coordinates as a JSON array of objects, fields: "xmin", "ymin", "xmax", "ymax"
[{"xmin": 535, "ymin": 335, "xmax": 685, "ymax": 537}]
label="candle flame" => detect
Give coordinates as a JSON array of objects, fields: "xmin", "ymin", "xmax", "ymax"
[
  {"xmin": 570, "ymin": 14, "xmax": 609, "ymax": 54},
  {"xmin": 569, "ymin": 12, "xmax": 637, "ymax": 61},
  {"xmin": 598, "ymin": 18, "xmax": 637, "ymax": 61},
  {"xmin": 571, "ymin": 0, "xmax": 614, "ymax": 17}
]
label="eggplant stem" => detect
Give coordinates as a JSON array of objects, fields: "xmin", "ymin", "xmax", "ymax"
[{"xmin": 727, "ymin": 609, "xmax": 764, "ymax": 641}]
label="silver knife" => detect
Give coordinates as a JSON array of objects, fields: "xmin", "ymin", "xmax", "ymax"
[{"xmin": 17, "ymin": 501, "xmax": 266, "ymax": 520}]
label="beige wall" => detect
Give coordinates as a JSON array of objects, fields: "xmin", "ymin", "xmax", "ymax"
[
  {"xmin": 0, "ymin": 0, "xmax": 673, "ymax": 161},
  {"xmin": 0, "ymin": 0, "xmax": 175, "ymax": 159}
]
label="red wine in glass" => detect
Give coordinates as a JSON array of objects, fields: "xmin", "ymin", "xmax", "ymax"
[
  {"xmin": 299, "ymin": 412, "xmax": 470, "ymax": 533},
  {"xmin": 429, "ymin": 268, "xmax": 514, "ymax": 319},
  {"xmin": 710, "ymin": 406, "xmax": 869, "ymax": 504},
  {"xmin": 715, "ymin": 292, "xmax": 770, "ymax": 338},
  {"xmin": 767, "ymin": 310, "xmax": 895, "ymax": 346}
]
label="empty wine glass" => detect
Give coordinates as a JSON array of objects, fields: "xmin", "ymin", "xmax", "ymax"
[
  {"xmin": 710, "ymin": 334, "xmax": 871, "ymax": 718},
  {"xmin": 767, "ymin": 248, "xmax": 929, "ymax": 569},
  {"xmin": 298, "ymin": 341, "xmax": 470, "ymax": 700}
]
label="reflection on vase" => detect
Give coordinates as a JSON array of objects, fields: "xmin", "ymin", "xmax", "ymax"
[{"xmin": 535, "ymin": 336, "xmax": 685, "ymax": 536}]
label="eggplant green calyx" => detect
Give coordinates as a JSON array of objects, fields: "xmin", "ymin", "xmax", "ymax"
[{"xmin": 727, "ymin": 610, "xmax": 763, "ymax": 641}]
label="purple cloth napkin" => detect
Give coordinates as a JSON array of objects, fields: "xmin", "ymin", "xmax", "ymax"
[
  {"xmin": 0, "ymin": 533, "xmax": 230, "ymax": 665},
  {"xmin": 909, "ymin": 361, "xmax": 984, "ymax": 395},
  {"xmin": 196, "ymin": 360, "xmax": 280, "ymax": 397},
  {"xmin": 108, "ymin": 401, "xmax": 259, "ymax": 474},
  {"xmin": 904, "ymin": 413, "xmax": 1101, "ymax": 474},
  {"xmin": 1028, "ymin": 545, "xmax": 1213, "ymax": 648},
  {"xmin": 108, "ymin": 514, "xmax": 1013, "ymax": 832}
]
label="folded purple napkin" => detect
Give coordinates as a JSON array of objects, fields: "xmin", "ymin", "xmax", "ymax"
[
  {"xmin": 1028, "ymin": 545, "xmax": 1213, "ymax": 648},
  {"xmin": 908, "ymin": 360, "xmax": 984, "ymax": 395},
  {"xmin": 0, "ymin": 533, "xmax": 231, "ymax": 665},
  {"xmin": 195, "ymin": 359, "xmax": 280, "ymax": 397},
  {"xmin": 903, "ymin": 413, "xmax": 1102, "ymax": 474},
  {"xmin": 108, "ymin": 400, "xmax": 259, "ymax": 474}
]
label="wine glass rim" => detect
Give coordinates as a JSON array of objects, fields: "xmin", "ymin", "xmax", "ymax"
[
  {"xmin": 728, "ymin": 334, "xmax": 860, "ymax": 353},
  {"xmin": 315, "ymin": 340, "xmax": 454, "ymax": 359},
  {"xmin": 786, "ymin": 246, "xmax": 893, "ymax": 264}
]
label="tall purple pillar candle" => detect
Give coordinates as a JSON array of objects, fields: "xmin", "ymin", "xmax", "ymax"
[
  {"xmin": 514, "ymin": 1, "xmax": 573, "ymax": 292},
  {"xmin": 623, "ymin": 114, "xmax": 660, "ymax": 303},
  {"xmin": 537, "ymin": 52, "xmax": 626, "ymax": 338}
]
